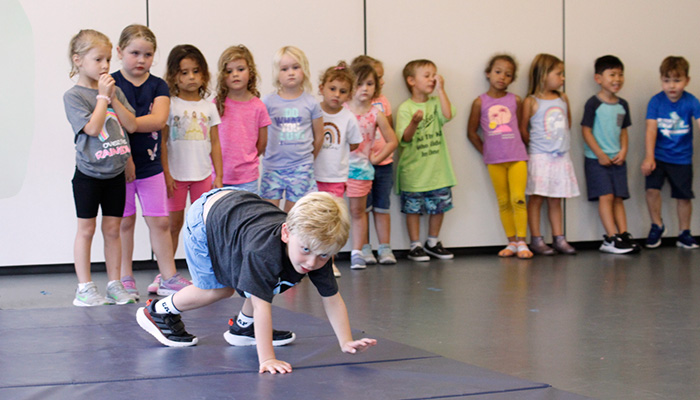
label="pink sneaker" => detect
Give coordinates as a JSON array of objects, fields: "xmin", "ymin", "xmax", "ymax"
[
  {"xmin": 147, "ymin": 274, "xmax": 161, "ymax": 294},
  {"xmin": 120, "ymin": 275, "xmax": 140, "ymax": 301},
  {"xmin": 157, "ymin": 273, "xmax": 192, "ymax": 296}
]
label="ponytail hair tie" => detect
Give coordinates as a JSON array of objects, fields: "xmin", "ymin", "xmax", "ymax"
[{"xmin": 334, "ymin": 66, "xmax": 345, "ymax": 70}]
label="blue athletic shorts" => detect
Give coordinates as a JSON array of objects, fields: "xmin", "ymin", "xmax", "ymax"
[
  {"xmin": 584, "ymin": 158, "xmax": 629, "ymax": 201},
  {"xmin": 400, "ymin": 187, "xmax": 453, "ymax": 215},
  {"xmin": 260, "ymin": 163, "xmax": 317, "ymax": 202},
  {"xmin": 645, "ymin": 160, "xmax": 694, "ymax": 199}
]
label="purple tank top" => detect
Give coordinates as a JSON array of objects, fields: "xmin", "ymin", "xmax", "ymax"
[{"xmin": 479, "ymin": 92, "xmax": 528, "ymax": 164}]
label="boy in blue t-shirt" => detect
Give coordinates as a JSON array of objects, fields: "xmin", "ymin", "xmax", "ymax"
[
  {"xmin": 581, "ymin": 55, "xmax": 639, "ymax": 254},
  {"xmin": 641, "ymin": 56, "xmax": 700, "ymax": 249}
]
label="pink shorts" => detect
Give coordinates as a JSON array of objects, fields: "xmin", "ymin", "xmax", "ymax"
[
  {"xmin": 123, "ymin": 172, "xmax": 168, "ymax": 217},
  {"xmin": 167, "ymin": 176, "xmax": 212, "ymax": 212},
  {"xmin": 317, "ymin": 181, "xmax": 346, "ymax": 198},
  {"xmin": 346, "ymin": 178, "xmax": 372, "ymax": 198}
]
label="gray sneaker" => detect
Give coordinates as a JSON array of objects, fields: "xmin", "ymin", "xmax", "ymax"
[
  {"xmin": 107, "ymin": 280, "xmax": 136, "ymax": 305},
  {"xmin": 377, "ymin": 244, "xmax": 397, "ymax": 264},
  {"xmin": 351, "ymin": 252, "xmax": 367, "ymax": 269},
  {"xmin": 361, "ymin": 244, "xmax": 377, "ymax": 264},
  {"xmin": 73, "ymin": 282, "xmax": 113, "ymax": 307}
]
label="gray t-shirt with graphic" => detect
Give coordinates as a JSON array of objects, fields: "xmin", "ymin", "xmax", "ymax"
[{"xmin": 63, "ymin": 85, "xmax": 133, "ymax": 178}]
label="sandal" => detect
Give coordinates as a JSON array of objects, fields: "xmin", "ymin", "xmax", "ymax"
[
  {"xmin": 516, "ymin": 241, "xmax": 533, "ymax": 259},
  {"xmin": 498, "ymin": 242, "xmax": 518, "ymax": 257}
]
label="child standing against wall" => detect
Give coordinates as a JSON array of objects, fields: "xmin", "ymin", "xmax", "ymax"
[
  {"xmin": 64, "ymin": 29, "xmax": 137, "ymax": 306},
  {"xmin": 261, "ymin": 46, "xmax": 323, "ymax": 212},
  {"xmin": 581, "ymin": 55, "xmax": 639, "ymax": 254},
  {"xmin": 521, "ymin": 54, "xmax": 580, "ymax": 255},
  {"xmin": 395, "ymin": 59, "xmax": 457, "ymax": 262},
  {"xmin": 641, "ymin": 56, "xmax": 700, "ymax": 249},
  {"xmin": 467, "ymin": 54, "xmax": 532, "ymax": 259}
]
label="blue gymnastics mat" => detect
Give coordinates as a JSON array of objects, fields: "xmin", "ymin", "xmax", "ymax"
[{"xmin": 0, "ymin": 298, "xmax": 592, "ymax": 399}]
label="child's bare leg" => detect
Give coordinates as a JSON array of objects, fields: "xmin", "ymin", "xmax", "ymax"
[
  {"xmin": 120, "ymin": 214, "xmax": 136, "ymax": 278},
  {"xmin": 547, "ymin": 197, "xmax": 564, "ymax": 236},
  {"xmin": 146, "ymin": 215, "xmax": 177, "ymax": 280},
  {"xmin": 598, "ymin": 194, "xmax": 617, "ymax": 236},
  {"xmin": 349, "ymin": 196, "xmax": 368, "ymax": 250},
  {"xmin": 102, "ymin": 216, "xmax": 122, "ymax": 282},
  {"xmin": 373, "ymin": 212, "xmax": 391, "ymax": 244},
  {"xmin": 428, "ymin": 213, "xmax": 444, "ymax": 237},
  {"xmin": 613, "ymin": 197, "xmax": 628, "ymax": 233},
  {"xmin": 645, "ymin": 189, "xmax": 663, "ymax": 226},
  {"xmin": 169, "ymin": 210, "xmax": 185, "ymax": 254},
  {"xmin": 527, "ymin": 195, "xmax": 544, "ymax": 237},
  {"xmin": 677, "ymin": 199, "xmax": 692, "ymax": 231},
  {"xmin": 283, "ymin": 200, "xmax": 295, "ymax": 213},
  {"xmin": 171, "ymin": 286, "xmax": 236, "ymax": 312},
  {"xmin": 74, "ymin": 218, "xmax": 97, "ymax": 283},
  {"xmin": 266, "ymin": 198, "xmax": 281, "ymax": 207},
  {"xmin": 405, "ymin": 213, "xmax": 421, "ymax": 242}
]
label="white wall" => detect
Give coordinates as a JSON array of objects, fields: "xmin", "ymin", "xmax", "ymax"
[{"xmin": 1, "ymin": 0, "xmax": 698, "ymax": 267}]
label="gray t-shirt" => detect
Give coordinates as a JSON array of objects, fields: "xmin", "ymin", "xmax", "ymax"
[
  {"xmin": 63, "ymin": 85, "xmax": 133, "ymax": 178},
  {"xmin": 205, "ymin": 190, "xmax": 337, "ymax": 303}
]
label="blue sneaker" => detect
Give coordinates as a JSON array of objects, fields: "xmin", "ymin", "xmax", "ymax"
[
  {"xmin": 676, "ymin": 230, "xmax": 699, "ymax": 249},
  {"xmin": 646, "ymin": 223, "xmax": 665, "ymax": 248}
]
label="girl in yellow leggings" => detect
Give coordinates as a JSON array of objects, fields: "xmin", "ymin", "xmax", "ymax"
[{"xmin": 467, "ymin": 55, "xmax": 532, "ymax": 258}]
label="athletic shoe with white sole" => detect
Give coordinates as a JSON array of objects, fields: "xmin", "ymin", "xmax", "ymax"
[
  {"xmin": 136, "ymin": 299, "xmax": 198, "ymax": 347},
  {"xmin": 223, "ymin": 318, "xmax": 296, "ymax": 346},
  {"xmin": 157, "ymin": 273, "xmax": 192, "ymax": 296},
  {"xmin": 120, "ymin": 275, "xmax": 140, "ymax": 301},
  {"xmin": 377, "ymin": 244, "xmax": 397, "ymax": 264},
  {"xmin": 147, "ymin": 274, "xmax": 161, "ymax": 294},
  {"xmin": 407, "ymin": 246, "xmax": 430, "ymax": 262},
  {"xmin": 424, "ymin": 241, "xmax": 454, "ymax": 260},
  {"xmin": 73, "ymin": 282, "xmax": 113, "ymax": 307},
  {"xmin": 599, "ymin": 235, "xmax": 635, "ymax": 254},
  {"xmin": 106, "ymin": 280, "xmax": 136, "ymax": 305},
  {"xmin": 350, "ymin": 253, "xmax": 367, "ymax": 270},
  {"xmin": 361, "ymin": 244, "xmax": 377, "ymax": 264},
  {"xmin": 677, "ymin": 230, "xmax": 700, "ymax": 249},
  {"xmin": 646, "ymin": 223, "xmax": 665, "ymax": 249}
]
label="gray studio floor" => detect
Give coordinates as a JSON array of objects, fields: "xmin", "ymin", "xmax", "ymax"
[{"xmin": 1, "ymin": 244, "xmax": 698, "ymax": 400}]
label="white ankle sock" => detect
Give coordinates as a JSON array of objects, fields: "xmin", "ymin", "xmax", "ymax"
[
  {"xmin": 236, "ymin": 311, "xmax": 254, "ymax": 328},
  {"xmin": 427, "ymin": 236, "xmax": 439, "ymax": 247},
  {"xmin": 155, "ymin": 295, "xmax": 180, "ymax": 314},
  {"xmin": 410, "ymin": 241, "xmax": 422, "ymax": 250}
]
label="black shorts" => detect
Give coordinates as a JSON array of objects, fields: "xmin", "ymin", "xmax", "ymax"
[
  {"xmin": 72, "ymin": 168, "xmax": 126, "ymax": 218},
  {"xmin": 584, "ymin": 158, "xmax": 629, "ymax": 201},
  {"xmin": 645, "ymin": 160, "xmax": 694, "ymax": 199}
]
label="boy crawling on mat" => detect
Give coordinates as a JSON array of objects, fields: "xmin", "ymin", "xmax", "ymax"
[{"xmin": 136, "ymin": 188, "xmax": 376, "ymax": 374}]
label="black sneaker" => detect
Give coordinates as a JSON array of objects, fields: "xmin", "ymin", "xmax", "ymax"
[
  {"xmin": 619, "ymin": 232, "xmax": 641, "ymax": 253},
  {"xmin": 407, "ymin": 246, "xmax": 430, "ymax": 262},
  {"xmin": 223, "ymin": 318, "xmax": 296, "ymax": 346},
  {"xmin": 599, "ymin": 234, "xmax": 634, "ymax": 254},
  {"xmin": 136, "ymin": 299, "xmax": 198, "ymax": 347},
  {"xmin": 424, "ymin": 241, "xmax": 454, "ymax": 260}
]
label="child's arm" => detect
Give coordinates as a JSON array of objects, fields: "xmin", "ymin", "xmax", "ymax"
[
  {"xmin": 311, "ymin": 117, "xmax": 324, "ymax": 158},
  {"xmin": 582, "ymin": 126, "xmax": 612, "ymax": 166},
  {"xmin": 124, "ymin": 158, "xmax": 136, "ymax": 183},
  {"xmin": 435, "ymin": 75, "xmax": 452, "ymax": 120},
  {"xmin": 160, "ymin": 125, "xmax": 176, "ymax": 198},
  {"xmin": 401, "ymin": 110, "xmax": 424, "ymax": 143},
  {"xmin": 321, "ymin": 293, "xmax": 377, "ymax": 353},
  {"xmin": 641, "ymin": 119, "xmax": 658, "ymax": 176},
  {"xmin": 562, "ymin": 93, "xmax": 572, "ymax": 129},
  {"xmin": 369, "ymin": 112, "xmax": 398, "ymax": 165},
  {"xmin": 519, "ymin": 96, "xmax": 536, "ymax": 146},
  {"xmin": 611, "ymin": 127, "xmax": 628, "ymax": 165},
  {"xmin": 209, "ymin": 125, "xmax": 224, "ymax": 188},
  {"xmin": 110, "ymin": 83, "xmax": 137, "ymax": 134},
  {"xmin": 256, "ymin": 126, "xmax": 268, "ymax": 156},
  {"xmin": 135, "ymin": 96, "xmax": 170, "ymax": 133},
  {"xmin": 82, "ymin": 74, "xmax": 114, "ymax": 137},
  {"xmin": 251, "ymin": 295, "xmax": 292, "ymax": 374},
  {"xmin": 350, "ymin": 143, "xmax": 359, "ymax": 151},
  {"xmin": 466, "ymin": 97, "xmax": 483, "ymax": 154}
]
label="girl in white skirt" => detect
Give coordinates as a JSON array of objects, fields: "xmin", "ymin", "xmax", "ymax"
[{"xmin": 520, "ymin": 54, "xmax": 580, "ymax": 255}]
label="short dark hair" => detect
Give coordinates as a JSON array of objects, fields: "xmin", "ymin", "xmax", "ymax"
[{"xmin": 595, "ymin": 55, "xmax": 624, "ymax": 75}]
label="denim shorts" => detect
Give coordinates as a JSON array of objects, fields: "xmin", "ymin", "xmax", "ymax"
[
  {"xmin": 584, "ymin": 158, "xmax": 629, "ymax": 201},
  {"xmin": 224, "ymin": 179, "xmax": 259, "ymax": 195},
  {"xmin": 645, "ymin": 160, "xmax": 694, "ymax": 199},
  {"xmin": 366, "ymin": 163, "xmax": 393, "ymax": 213},
  {"xmin": 184, "ymin": 187, "xmax": 240, "ymax": 290},
  {"xmin": 260, "ymin": 162, "xmax": 317, "ymax": 202},
  {"xmin": 400, "ymin": 186, "xmax": 453, "ymax": 215}
]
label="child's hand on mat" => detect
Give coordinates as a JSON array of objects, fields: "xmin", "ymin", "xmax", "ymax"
[
  {"xmin": 259, "ymin": 358, "xmax": 292, "ymax": 374},
  {"xmin": 342, "ymin": 338, "xmax": 377, "ymax": 354}
]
